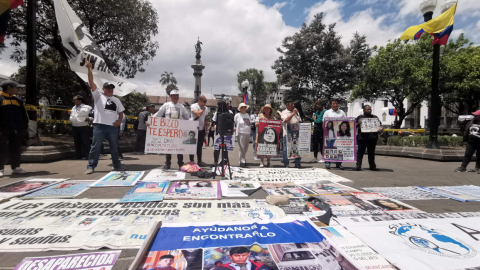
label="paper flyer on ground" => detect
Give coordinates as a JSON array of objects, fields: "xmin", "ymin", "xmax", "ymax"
[
  {"xmin": 315, "ymin": 194, "xmax": 384, "ymax": 216},
  {"xmin": 340, "ymin": 216, "xmax": 480, "ymax": 270},
  {"xmin": 335, "ymin": 212, "xmax": 480, "ymax": 225},
  {"xmin": 220, "ymin": 181, "xmax": 261, "ymax": 197},
  {"xmin": 233, "ymin": 168, "xmax": 353, "ymax": 182},
  {"xmin": 351, "ymin": 192, "xmax": 421, "ymax": 213},
  {"xmin": 90, "ymin": 171, "xmax": 144, "ymax": 187},
  {"xmin": 363, "ymin": 186, "xmax": 449, "ymax": 200},
  {"xmin": 142, "ymin": 169, "xmax": 185, "ymax": 181},
  {"xmin": 298, "ymin": 181, "xmax": 360, "ymax": 195},
  {"xmin": 256, "ymin": 119, "xmax": 281, "ymax": 156},
  {"xmin": 165, "ymin": 180, "xmax": 221, "ymax": 200},
  {"xmin": 416, "ymin": 186, "xmax": 480, "ymax": 202},
  {"xmin": 137, "ymin": 217, "xmax": 362, "ymax": 270},
  {"xmin": 0, "ymin": 178, "xmax": 67, "ymax": 201},
  {"xmin": 260, "ymin": 183, "xmax": 313, "ymax": 197},
  {"xmin": 22, "ymin": 180, "xmax": 95, "ymax": 199},
  {"xmin": 435, "ymin": 185, "xmax": 480, "ymax": 200},
  {"xmin": 286, "ymin": 123, "xmax": 311, "ymax": 159},
  {"xmin": 145, "ymin": 117, "xmax": 198, "ymax": 155},
  {"xmin": 119, "ymin": 182, "xmax": 170, "ymax": 203},
  {"xmin": 13, "ymin": 250, "xmax": 122, "ymax": 270},
  {"xmin": 323, "ymin": 117, "xmax": 356, "ymax": 162}
]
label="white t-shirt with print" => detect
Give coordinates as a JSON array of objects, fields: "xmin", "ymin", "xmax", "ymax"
[
  {"xmin": 190, "ymin": 103, "xmax": 209, "ymax": 130},
  {"xmin": 234, "ymin": 113, "xmax": 252, "ymax": 135},
  {"xmin": 92, "ymin": 89, "xmax": 125, "ymax": 126},
  {"xmin": 153, "ymin": 102, "xmax": 189, "ymax": 120}
]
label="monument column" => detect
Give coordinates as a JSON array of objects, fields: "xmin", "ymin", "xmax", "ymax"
[{"xmin": 192, "ymin": 38, "xmax": 205, "ymax": 100}]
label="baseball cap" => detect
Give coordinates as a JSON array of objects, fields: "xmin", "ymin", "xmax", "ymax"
[
  {"xmin": 1, "ymin": 80, "xmax": 25, "ymax": 89},
  {"xmin": 472, "ymin": 110, "xmax": 480, "ymax": 116},
  {"xmin": 103, "ymin": 82, "xmax": 115, "ymax": 89},
  {"xmin": 170, "ymin": 90, "xmax": 180, "ymax": 96}
]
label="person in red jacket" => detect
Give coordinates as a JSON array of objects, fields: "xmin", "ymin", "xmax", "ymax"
[{"xmin": 215, "ymin": 247, "xmax": 271, "ymax": 270}]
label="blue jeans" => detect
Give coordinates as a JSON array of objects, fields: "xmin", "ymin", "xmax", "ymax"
[
  {"xmin": 88, "ymin": 124, "xmax": 121, "ymax": 169},
  {"xmin": 251, "ymin": 129, "xmax": 257, "ymax": 152},
  {"xmin": 326, "ymin": 139, "xmax": 336, "ymax": 149},
  {"xmin": 283, "ymin": 136, "xmax": 301, "ymax": 166}
]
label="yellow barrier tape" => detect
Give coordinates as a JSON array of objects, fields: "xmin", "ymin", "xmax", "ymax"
[
  {"xmin": 126, "ymin": 115, "xmax": 138, "ymax": 120},
  {"xmin": 36, "ymin": 119, "xmax": 135, "ymax": 129},
  {"xmin": 384, "ymin": 129, "xmax": 426, "ymax": 132}
]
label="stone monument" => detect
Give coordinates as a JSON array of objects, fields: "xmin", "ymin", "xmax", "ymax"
[{"xmin": 192, "ymin": 37, "xmax": 205, "ymax": 101}]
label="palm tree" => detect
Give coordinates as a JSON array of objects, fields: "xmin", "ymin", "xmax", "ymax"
[{"xmin": 159, "ymin": 71, "xmax": 178, "ymax": 101}]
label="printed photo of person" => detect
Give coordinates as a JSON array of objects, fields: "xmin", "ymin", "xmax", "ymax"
[
  {"xmin": 371, "ymin": 199, "xmax": 413, "ymax": 210},
  {"xmin": 325, "ymin": 150, "xmax": 330, "ymax": 154},
  {"xmin": 325, "ymin": 121, "xmax": 336, "ymax": 149},
  {"xmin": 53, "ymin": 183, "xmax": 76, "ymax": 189},
  {"xmin": 0, "ymin": 181, "xmax": 52, "ymax": 193},
  {"xmin": 134, "ymin": 182, "xmax": 167, "ymax": 193},
  {"xmin": 183, "ymin": 131, "xmax": 197, "ymax": 144},
  {"xmin": 209, "ymin": 246, "xmax": 273, "ymax": 270},
  {"xmin": 79, "ymin": 218, "xmax": 96, "ymax": 226},
  {"xmin": 195, "ymin": 181, "xmax": 213, "ymax": 188},
  {"xmin": 333, "ymin": 155, "xmax": 338, "ymax": 160},
  {"xmin": 337, "ymin": 121, "xmax": 352, "ymax": 137},
  {"xmin": 174, "ymin": 181, "xmax": 190, "ymax": 193}
]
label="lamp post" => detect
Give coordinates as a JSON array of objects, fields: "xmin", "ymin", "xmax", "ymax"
[{"xmin": 241, "ymin": 79, "xmax": 249, "ymax": 103}]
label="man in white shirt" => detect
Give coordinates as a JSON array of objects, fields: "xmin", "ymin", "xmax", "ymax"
[
  {"xmin": 85, "ymin": 61, "xmax": 126, "ymax": 174},
  {"xmin": 281, "ymin": 100, "xmax": 302, "ymax": 168},
  {"xmin": 250, "ymin": 108, "xmax": 259, "ymax": 151},
  {"xmin": 322, "ymin": 100, "xmax": 346, "ymax": 170},
  {"xmin": 70, "ymin": 95, "xmax": 92, "ymax": 160},
  {"xmin": 189, "ymin": 95, "xmax": 209, "ymax": 167},
  {"xmin": 153, "ymin": 90, "xmax": 189, "ymax": 170}
]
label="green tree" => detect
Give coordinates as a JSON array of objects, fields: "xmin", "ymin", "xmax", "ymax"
[
  {"xmin": 118, "ymin": 92, "xmax": 150, "ymax": 117},
  {"xmin": 351, "ymin": 35, "xmax": 432, "ymax": 128},
  {"xmin": 159, "ymin": 71, "xmax": 178, "ymax": 96},
  {"xmin": 237, "ymin": 68, "xmax": 267, "ymax": 109}
]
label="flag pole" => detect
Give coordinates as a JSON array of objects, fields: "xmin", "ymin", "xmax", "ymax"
[{"xmin": 57, "ymin": 0, "xmax": 87, "ymax": 60}]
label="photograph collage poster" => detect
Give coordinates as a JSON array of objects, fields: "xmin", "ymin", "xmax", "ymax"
[
  {"xmin": 256, "ymin": 119, "xmax": 281, "ymax": 156},
  {"xmin": 323, "ymin": 117, "xmax": 356, "ymax": 162},
  {"xmin": 286, "ymin": 123, "xmax": 311, "ymax": 159},
  {"xmin": 145, "ymin": 117, "xmax": 198, "ymax": 155}
]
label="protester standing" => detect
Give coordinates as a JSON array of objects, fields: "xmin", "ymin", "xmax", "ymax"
[
  {"xmin": 250, "ymin": 108, "xmax": 259, "ymax": 151},
  {"xmin": 207, "ymin": 120, "xmax": 215, "ymax": 146},
  {"xmin": 281, "ymin": 100, "xmax": 302, "ymax": 168},
  {"xmin": 255, "ymin": 104, "xmax": 275, "ymax": 168},
  {"xmin": 189, "ymin": 95, "xmax": 209, "ymax": 167},
  {"xmin": 323, "ymin": 100, "xmax": 346, "ymax": 170},
  {"xmin": 153, "ymin": 90, "xmax": 189, "ymax": 170},
  {"xmin": 455, "ymin": 110, "xmax": 480, "ymax": 173},
  {"xmin": 0, "ymin": 80, "xmax": 29, "ymax": 177},
  {"xmin": 117, "ymin": 113, "xmax": 127, "ymax": 160},
  {"xmin": 308, "ymin": 100, "xmax": 326, "ymax": 163},
  {"xmin": 85, "ymin": 61, "xmax": 126, "ymax": 174},
  {"xmin": 135, "ymin": 105, "xmax": 154, "ymax": 154},
  {"xmin": 70, "ymin": 95, "xmax": 92, "ymax": 160},
  {"xmin": 234, "ymin": 103, "xmax": 252, "ymax": 167},
  {"xmin": 356, "ymin": 105, "xmax": 383, "ymax": 171}
]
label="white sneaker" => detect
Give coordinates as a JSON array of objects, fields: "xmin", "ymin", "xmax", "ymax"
[
  {"xmin": 309, "ymin": 158, "xmax": 318, "ymax": 163},
  {"xmin": 0, "ymin": 170, "xmax": 3, "ymax": 177},
  {"xmin": 318, "ymin": 159, "xmax": 325, "ymax": 163},
  {"xmin": 12, "ymin": 168, "xmax": 28, "ymax": 175}
]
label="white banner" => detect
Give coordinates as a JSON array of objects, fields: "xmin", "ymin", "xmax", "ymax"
[
  {"xmin": 145, "ymin": 117, "xmax": 198, "ymax": 154},
  {"xmin": 233, "ymin": 168, "xmax": 353, "ymax": 182},
  {"xmin": 53, "ymin": 0, "xmax": 136, "ymax": 96},
  {"xmin": 13, "ymin": 251, "xmax": 122, "ymax": 270},
  {"xmin": 340, "ymin": 216, "xmax": 480, "ymax": 270}
]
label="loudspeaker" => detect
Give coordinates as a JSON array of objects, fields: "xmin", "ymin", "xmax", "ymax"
[{"xmin": 217, "ymin": 113, "xmax": 234, "ymax": 136}]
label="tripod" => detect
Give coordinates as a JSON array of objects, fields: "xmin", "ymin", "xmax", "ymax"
[{"xmin": 213, "ymin": 135, "xmax": 232, "ymax": 180}]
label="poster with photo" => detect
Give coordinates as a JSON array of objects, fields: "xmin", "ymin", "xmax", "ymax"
[
  {"xmin": 90, "ymin": 171, "xmax": 144, "ymax": 187},
  {"xmin": 351, "ymin": 192, "xmax": 421, "ymax": 213},
  {"xmin": 323, "ymin": 117, "xmax": 356, "ymax": 162},
  {"xmin": 233, "ymin": 168, "xmax": 353, "ymax": 183},
  {"xmin": 256, "ymin": 119, "xmax": 281, "ymax": 156},
  {"xmin": 297, "ymin": 181, "xmax": 359, "ymax": 195},
  {"xmin": 22, "ymin": 180, "xmax": 94, "ymax": 199},
  {"xmin": 67, "ymin": 217, "xmax": 104, "ymax": 231},
  {"xmin": 416, "ymin": 186, "xmax": 480, "ymax": 202},
  {"xmin": 360, "ymin": 118, "xmax": 381, "ymax": 133},
  {"xmin": 363, "ymin": 186, "xmax": 449, "ymax": 200},
  {"xmin": 277, "ymin": 198, "xmax": 327, "ymax": 217},
  {"xmin": 213, "ymin": 133, "xmax": 235, "ymax": 151},
  {"xmin": 145, "ymin": 117, "xmax": 198, "ymax": 154},
  {"xmin": 315, "ymin": 194, "xmax": 383, "ymax": 216},
  {"xmin": 0, "ymin": 178, "xmax": 66, "ymax": 201},
  {"xmin": 336, "ymin": 212, "xmax": 480, "ymax": 225},
  {"xmin": 13, "ymin": 251, "xmax": 122, "ymax": 270},
  {"xmin": 143, "ymin": 169, "xmax": 186, "ymax": 182},
  {"xmin": 261, "ymin": 183, "xmax": 313, "ymax": 198},
  {"xmin": 119, "ymin": 182, "xmax": 170, "ymax": 203},
  {"xmin": 220, "ymin": 181, "xmax": 261, "ymax": 197},
  {"xmin": 165, "ymin": 180, "xmax": 221, "ymax": 200},
  {"xmin": 286, "ymin": 123, "xmax": 311, "ymax": 159}
]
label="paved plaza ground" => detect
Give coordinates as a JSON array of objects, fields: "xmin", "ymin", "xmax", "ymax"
[{"xmin": 0, "ymin": 145, "xmax": 478, "ymax": 269}]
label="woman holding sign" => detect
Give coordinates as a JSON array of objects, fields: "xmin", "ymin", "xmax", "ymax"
[{"xmin": 255, "ymin": 104, "xmax": 278, "ymax": 168}]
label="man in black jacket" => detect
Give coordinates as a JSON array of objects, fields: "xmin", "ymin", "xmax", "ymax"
[
  {"xmin": 0, "ymin": 80, "xmax": 29, "ymax": 177},
  {"xmin": 356, "ymin": 105, "xmax": 383, "ymax": 171}
]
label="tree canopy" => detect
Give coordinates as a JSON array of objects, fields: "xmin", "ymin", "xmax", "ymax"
[
  {"xmin": 237, "ymin": 68, "xmax": 267, "ymax": 109},
  {"xmin": 159, "ymin": 71, "xmax": 178, "ymax": 96},
  {"xmin": 118, "ymin": 92, "xmax": 151, "ymax": 117}
]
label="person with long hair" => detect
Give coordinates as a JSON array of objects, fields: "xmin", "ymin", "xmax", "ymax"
[
  {"xmin": 337, "ymin": 121, "xmax": 351, "ymax": 137},
  {"xmin": 455, "ymin": 110, "xmax": 480, "ymax": 173},
  {"xmin": 322, "ymin": 100, "xmax": 346, "ymax": 170},
  {"xmin": 255, "ymin": 104, "xmax": 277, "ymax": 167},
  {"xmin": 325, "ymin": 121, "xmax": 336, "ymax": 149}
]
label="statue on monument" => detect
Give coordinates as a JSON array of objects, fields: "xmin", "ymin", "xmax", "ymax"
[{"xmin": 195, "ymin": 37, "xmax": 203, "ymax": 59}]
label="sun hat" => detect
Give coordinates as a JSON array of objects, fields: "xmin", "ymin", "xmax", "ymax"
[{"xmin": 238, "ymin": 103, "xmax": 249, "ymax": 111}]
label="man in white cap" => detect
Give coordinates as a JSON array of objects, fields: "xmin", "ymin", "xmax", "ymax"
[
  {"xmin": 154, "ymin": 89, "xmax": 189, "ymax": 170},
  {"xmin": 85, "ymin": 61, "xmax": 126, "ymax": 174}
]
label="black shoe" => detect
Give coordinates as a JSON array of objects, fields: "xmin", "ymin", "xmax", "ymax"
[
  {"xmin": 356, "ymin": 166, "xmax": 362, "ymax": 171},
  {"xmin": 454, "ymin": 167, "xmax": 466, "ymax": 172},
  {"xmin": 295, "ymin": 164, "xmax": 302, "ymax": 168},
  {"xmin": 163, "ymin": 164, "xmax": 171, "ymax": 170},
  {"xmin": 336, "ymin": 165, "xmax": 344, "ymax": 170},
  {"xmin": 325, "ymin": 164, "xmax": 331, "ymax": 169},
  {"xmin": 370, "ymin": 167, "xmax": 380, "ymax": 171},
  {"xmin": 198, "ymin": 161, "xmax": 208, "ymax": 167}
]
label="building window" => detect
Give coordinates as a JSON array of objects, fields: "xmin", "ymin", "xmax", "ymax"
[{"xmin": 383, "ymin": 100, "xmax": 388, "ymax": 108}]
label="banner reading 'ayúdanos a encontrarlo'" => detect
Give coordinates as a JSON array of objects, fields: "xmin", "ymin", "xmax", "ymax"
[{"xmin": 145, "ymin": 117, "xmax": 198, "ymax": 155}]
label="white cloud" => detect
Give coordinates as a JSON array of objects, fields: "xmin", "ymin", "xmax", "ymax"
[
  {"xmin": 272, "ymin": 1, "xmax": 287, "ymax": 11},
  {"xmin": 305, "ymin": 0, "xmax": 402, "ymax": 47},
  {"xmin": 477, "ymin": 20, "xmax": 480, "ymax": 28},
  {"xmin": 398, "ymin": 0, "xmax": 480, "ymax": 18}
]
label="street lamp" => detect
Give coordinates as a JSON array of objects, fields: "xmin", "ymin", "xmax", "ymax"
[
  {"xmin": 241, "ymin": 80, "xmax": 249, "ymax": 97},
  {"xmin": 421, "ymin": 0, "xmax": 440, "ymax": 149}
]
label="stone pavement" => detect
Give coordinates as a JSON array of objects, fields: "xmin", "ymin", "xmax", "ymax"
[{"xmin": 0, "ymin": 145, "xmax": 478, "ymax": 269}]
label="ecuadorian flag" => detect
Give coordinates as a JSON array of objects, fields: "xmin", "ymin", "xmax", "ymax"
[
  {"xmin": 0, "ymin": 0, "xmax": 24, "ymax": 43},
  {"xmin": 400, "ymin": 3, "xmax": 456, "ymax": 46}
]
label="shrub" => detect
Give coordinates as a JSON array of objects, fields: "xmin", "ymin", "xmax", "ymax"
[{"xmin": 385, "ymin": 136, "xmax": 463, "ymax": 147}]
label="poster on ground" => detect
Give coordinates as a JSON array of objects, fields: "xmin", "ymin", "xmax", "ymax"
[
  {"xmin": 233, "ymin": 168, "xmax": 353, "ymax": 183},
  {"xmin": 119, "ymin": 182, "xmax": 170, "ymax": 203},
  {"xmin": 260, "ymin": 183, "xmax": 313, "ymax": 198},
  {"xmin": 90, "ymin": 171, "xmax": 144, "ymax": 187},
  {"xmin": 351, "ymin": 192, "xmax": 421, "ymax": 213},
  {"xmin": 142, "ymin": 169, "xmax": 185, "ymax": 182},
  {"xmin": 298, "ymin": 181, "xmax": 359, "ymax": 195},
  {"xmin": 340, "ymin": 216, "xmax": 480, "ymax": 270},
  {"xmin": 220, "ymin": 181, "xmax": 261, "ymax": 197},
  {"xmin": 435, "ymin": 185, "xmax": 480, "ymax": 200},
  {"xmin": 13, "ymin": 251, "xmax": 122, "ymax": 270},
  {"xmin": 336, "ymin": 212, "xmax": 480, "ymax": 225},
  {"xmin": 286, "ymin": 123, "xmax": 311, "ymax": 159},
  {"xmin": 135, "ymin": 217, "xmax": 361, "ymax": 270},
  {"xmin": 315, "ymin": 194, "xmax": 384, "ymax": 216},
  {"xmin": 145, "ymin": 117, "xmax": 198, "ymax": 155},
  {"xmin": 22, "ymin": 180, "xmax": 94, "ymax": 199},
  {"xmin": 256, "ymin": 119, "xmax": 281, "ymax": 156},
  {"xmin": 0, "ymin": 178, "xmax": 67, "ymax": 201},
  {"xmin": 323, "ymin": 117, "xmax": 356, "ymax": 162},
  {"xmin": 416, "ymin": 186, "xmax": 480, "ymax": 202},
  {"xmin": 165, "ymin": 180, "xmax": 221, "ymax": 200},
  {"xmin": 213, "ymin": 133, "xmax": 235, "ymax": 151},
  {"xmin": 359, "ymin": 118, "xmax": 381, "ymax": 133},
  {"xmin": 363, "ymin": 186, "xmax": 449, "ymax": 200}
]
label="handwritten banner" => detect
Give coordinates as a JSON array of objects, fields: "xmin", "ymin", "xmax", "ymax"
[{"xmin": 145, "ymin": 117, "xmax": 198, "ymax": 155}]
